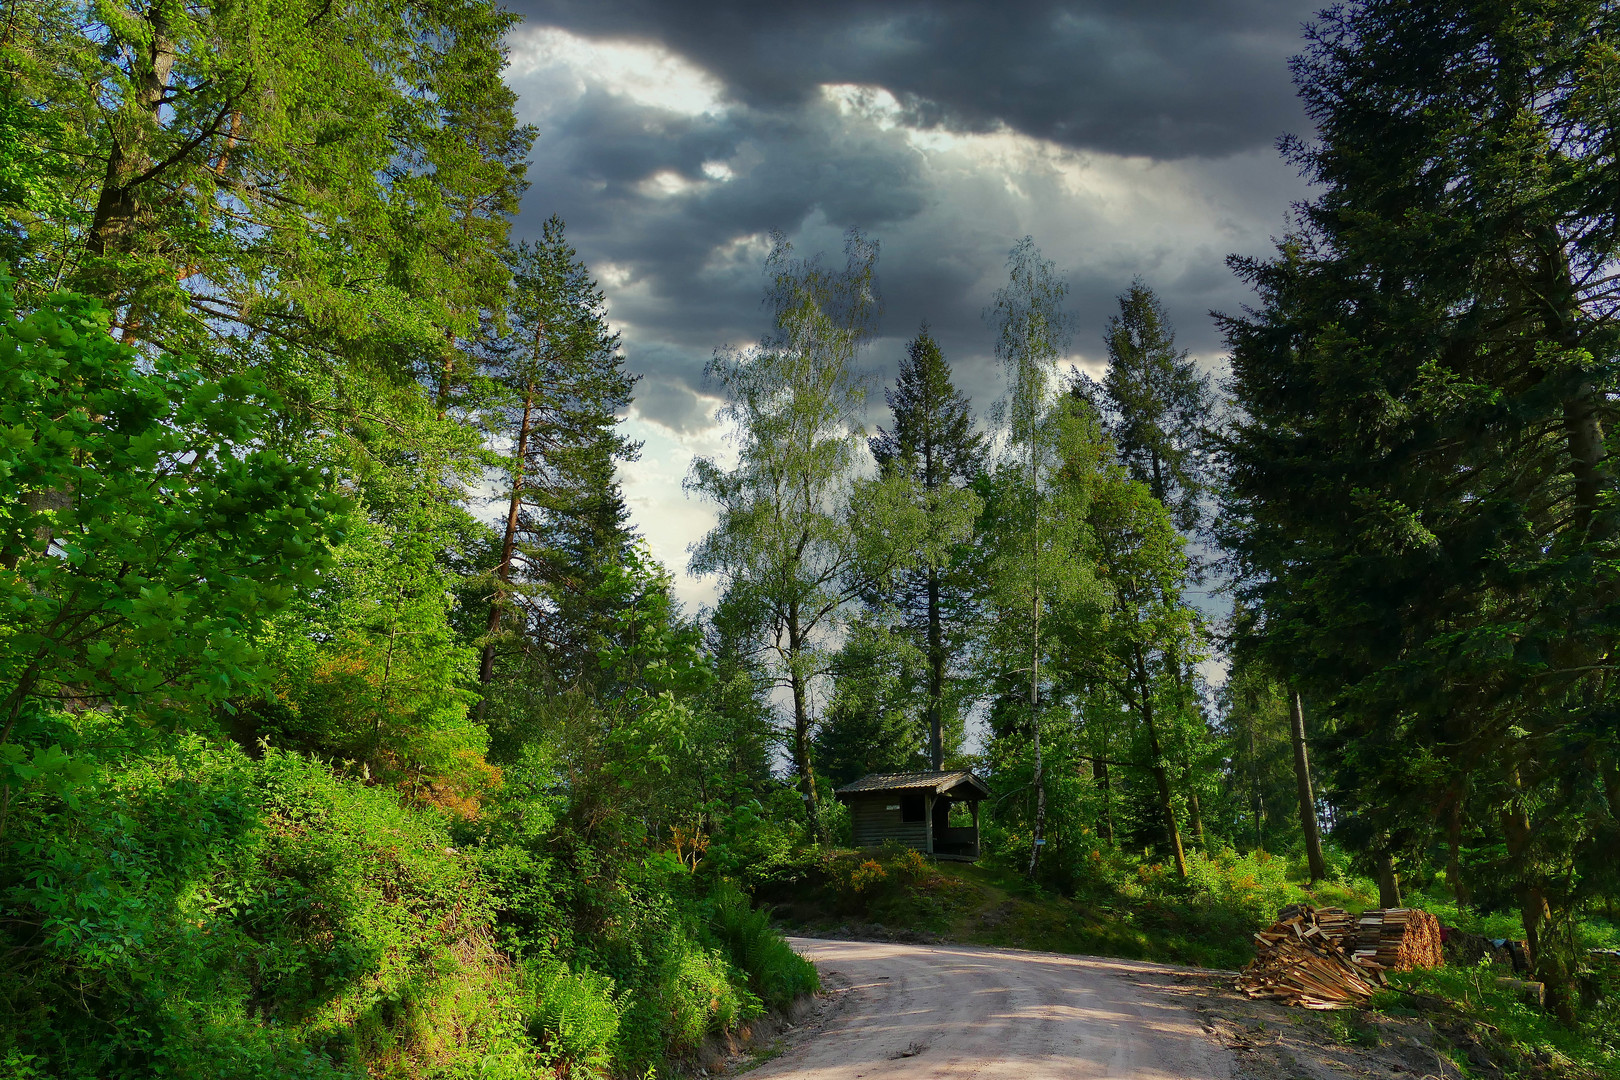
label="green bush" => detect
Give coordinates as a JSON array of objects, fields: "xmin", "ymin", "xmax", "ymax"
[
  {"xmin": 613, "ymin": 934, "xmax": 759, "ymax": 1067},
  {"xmin": 0, "ymin": 724, "xmax": 536, "ymax": 1079},
  {"xmin": 1386, "ymin": 964, "xmax": 1620, "ymax": 1079}
]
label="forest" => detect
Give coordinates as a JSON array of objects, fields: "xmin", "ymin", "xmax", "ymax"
[{"xmin": 1, "ymin": 0, "xmax": 1618, "ymax": 1077}]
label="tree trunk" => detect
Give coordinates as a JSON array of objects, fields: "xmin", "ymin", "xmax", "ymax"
[
  {"xmin": 1500, "ymin": 775, "xmax": 1550, "ymax": 966},
  {"xmin": 479, "ymin": 384, "xmax": 534, "ymax": 705},
  {"xmin": 1446, "ymin": 793, "xmax": 1471, "ymax": 906},
  {"xmin": 1, "ymin": 489, "xmax": 74, "ymax": 572},
  {"xmin": 88, "ymin": 14, "xmax": 178, "ymax": 259},
  {"xmin": 1289, "ymin": 690, "xmax": 1328, "ymax": 881},
  {"xmin": 1170, "ymin": 660, "xmax": 1205, "ymax": 852},
  {"xmin": 1502, "ymin": 788, "xmax": 1576, "ymax": 1021},
  {"xmin": 1186, "ymin": 775, "xmax": 1207, "ymax": 853},
  {"xmin": 1027, "ymin": 447, "xmax": 1045, "ymax": 879},
  {"xmin": 1135, "ymin": 647, "xmax": 1187, "ymax": 879},
  {"xmin": 1563, "ymin": 370, "xmax": 1610, "ymax": 542},
  {"xmin": 1376, "ymin": 849, "xmax": 1401, "ymax": 908},
  {"xmin": 1094, "ymin": 754, "xmax": 1115, "ymax": 844},
  {"xmin": 1248, "ymin": 721, "xmax": 1265, "ymax": 852},
  {"xmin": 926, "ymin": 565, "xmax": 944, "ymax": 770},
  {"xmin": 787, "ymin": 601, "xmax": 820, "ymax": 838}
]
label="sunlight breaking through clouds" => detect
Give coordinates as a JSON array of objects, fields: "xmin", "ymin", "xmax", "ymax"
[{"xmin": 506, "ymin": 26, "xmax": 728, "ymax": 118}]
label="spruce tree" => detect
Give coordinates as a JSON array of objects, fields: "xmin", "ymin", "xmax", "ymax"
[
  {"xmin": 1092, "ymin": 282, "xmax": 1213, "ymax": 534},
  {"xmin": 1220, "ymin": 0, "xmax": 1620, "ymax": 1017},
  {"xmin": 870, "ymin": 326, "xmax": 986, "ymax": 769},
  {"xmin": 1084, "ymin": 282, "xmax": 1227, "ymax": 860}
]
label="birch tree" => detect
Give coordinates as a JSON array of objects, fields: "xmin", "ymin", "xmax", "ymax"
[
  {"xmin": 687, "ymin": 230, "xmax": 882, "ymax": 837},
  {"xmin": 985, "ymin": 237, "xmax": 1071, "ymax": 877}
]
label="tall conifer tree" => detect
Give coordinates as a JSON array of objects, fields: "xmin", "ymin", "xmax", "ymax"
[
  {"xmin": 1092, "ymin": 282, "xmax": 1213, "ymax": 534},
  {"xmin": 1085, "ymin": 282, "xmax": 1225, "ymax": 861},
  {"xmin": 870, "ymin": 326, "xmax": 986, "ymax": 769},
  {"xmin": 1221, "ymin": 0, "xmax": 1620, "ymax": 1016},
  {"xmin": 482, "ymin": 218, "xmax": 638, "ymax": 696}
]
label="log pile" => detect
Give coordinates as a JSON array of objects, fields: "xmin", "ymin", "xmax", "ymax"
[
  {"xmin": 1237, "ymin": 905, "xmax": 1385, "ymax": 1010},
  {"xmin": 1281, "ymin": 903, "xmax": 1355, "ymax": 942},
  {"xmin": 1238, "ymin": 905, "xmax": 1446, "ymax": 1009},
  {"xmin": 1346, "ymin": 908, "xmax": 1444, "ymax": 972}
]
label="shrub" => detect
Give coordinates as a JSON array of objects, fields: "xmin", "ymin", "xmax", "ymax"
[
  {"xmin": 850, "ymin": 859, "xmax": 889, "ymax": 893},
  {"xmin": 614, "ymin": 936, "xmax": 759, "ymax": 1066},
  {"xmin": 0, "ymin": 726, "xmax": 535, "ymax": 1079}
]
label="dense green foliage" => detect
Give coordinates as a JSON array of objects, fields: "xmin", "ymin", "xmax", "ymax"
[
  {"xmin": 5, "ymin": 0, "xmax": 1620, "ymax": 1072},
  {"xmin": 0, "ymin": 3, "xmax": 815, "ymax": 1076}
]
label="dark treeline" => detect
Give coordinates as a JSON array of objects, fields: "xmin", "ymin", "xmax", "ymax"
[{"xmin": 2, "ymin": 0, "xmax": 1619, "ymax": 1076}]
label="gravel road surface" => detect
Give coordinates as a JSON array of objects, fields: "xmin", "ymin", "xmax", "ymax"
[{"xmin": 749, "ymin": 938, "xmax": 1232, "ymax": 1080}]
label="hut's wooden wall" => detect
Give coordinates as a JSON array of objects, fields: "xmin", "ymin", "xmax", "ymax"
[{"xmin": 848, "ymin": 794, "xmax": 929, "ymax": 851}]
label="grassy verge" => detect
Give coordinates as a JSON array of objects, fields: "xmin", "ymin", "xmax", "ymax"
[
  {"xmin": 1373, "ymin": 963, "xmax": 1620, "ymax": 1079},
  {"xmin": 755, "ymin": 844, "xmax": 1379, "ymax": 969}
]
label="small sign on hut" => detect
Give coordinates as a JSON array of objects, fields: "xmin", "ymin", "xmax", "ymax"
[{"xmin": 833, "ymin": 770, "xmax": 989, "ymax": 860}]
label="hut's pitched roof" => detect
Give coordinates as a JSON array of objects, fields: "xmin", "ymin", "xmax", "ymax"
[{"xmin": 833, "ymin": 770, "xmax": 989, "ymax": 800}]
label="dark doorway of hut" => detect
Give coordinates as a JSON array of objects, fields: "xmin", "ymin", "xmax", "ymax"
[{"xmin": 833, "ymin": 771, "xmax": 989, "ymax": 860}]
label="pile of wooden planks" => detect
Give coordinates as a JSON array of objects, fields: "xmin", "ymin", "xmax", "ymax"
[
  {"xmin": 1346, "ymin": 908, "xmax": 1444, "ymax": 973},
  {"xmin": 1280, "ymin": 903, "xmax": 1355, "ymax": 942},
  {"xmin": 1238, "ymin": 905, "xmax": 1385, "ymax": 1010}
]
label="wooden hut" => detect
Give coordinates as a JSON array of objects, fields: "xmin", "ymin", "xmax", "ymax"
[{"xmin": 833, "ymin": 770, "xmax": 989, "ymax": 860}]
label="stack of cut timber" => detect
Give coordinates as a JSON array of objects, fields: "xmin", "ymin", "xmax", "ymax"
[
  {"xmin": 1237, "ymin": 905, "xmax": 1386, "ymax": 1010},
  {"xmin": 1348, "ymin": 908, "xmax": 1443, "ymax": 972},
  {"xmin": 1272, "ymin": 904, "xmax": 1356, "ymax": 946}
]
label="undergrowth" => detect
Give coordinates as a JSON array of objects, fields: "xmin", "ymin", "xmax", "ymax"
[
  {"xmin": 758, "ymin": 840, "xmax": 1379, "ymax": 969},
  {"xmin": 1379, "ymin": 963, "xmax": 1620, "ymax": 1079},
  {"xmin": 0, "ymin": 722, "xmax": 820, "ymax": 1080}
]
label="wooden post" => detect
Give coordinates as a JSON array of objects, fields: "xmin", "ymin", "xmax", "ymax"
[
  {"xmin": 971, "ymin": 801, "xmax": 980, "ymax": 858},
  {"xmin": 925, "ymin": 793, "xmax": 936, "ymax": 854}
]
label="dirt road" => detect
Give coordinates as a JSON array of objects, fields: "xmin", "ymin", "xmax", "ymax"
[{"xmin": 749, "ymin": 938, "xmax": 1232, "ymax": 1080}]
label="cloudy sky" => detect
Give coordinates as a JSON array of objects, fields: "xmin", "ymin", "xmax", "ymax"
[{"xmin": 500, "ymin": 0, "xmax": 1321, "ymax": 610}]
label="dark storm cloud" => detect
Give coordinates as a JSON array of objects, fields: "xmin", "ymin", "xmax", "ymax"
[
  {"xmin": 513, "ymin": 83, "xmax": 941, "ymax": 425},
  {"xmin": 509, "ymin": 0, "xmax": 1319, "ymax": 160},
  {"xmin": 503, "ymin": 0, "xmax": 1319, "ymax": 443}
]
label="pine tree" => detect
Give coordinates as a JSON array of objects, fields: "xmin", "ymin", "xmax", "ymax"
[
  {"xmin": 1220, "ymin": 0, "xmax": 1620, "ymax": 1017},
  {"xmin": 482, "ymin": 218, "xmax": 638, "ymax": 698},
  {"xmin": 870, "ymin": 326, "xmax": 986, "ymax": 770},
  {"xmin": 9, "ymin": 0, "xmax": 530, "ymax": 385}
]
